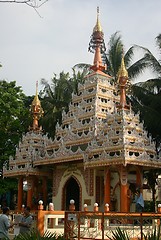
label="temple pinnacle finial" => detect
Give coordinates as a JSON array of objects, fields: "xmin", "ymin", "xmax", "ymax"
[
  {"xmin": 32, "ymin": 81, "xmax": 40, "ymax": 106},
  {"xmin": 36, "ymin": 80, "xmax": 38, "ymax": 95},
  {"xmin": 89, "ymin": 7, "xmax": 106, "ymax": 72},
  {"xmin": 117, "ymin": 55, "xmax": 129, "ymax": 110},
  {"xmin": 93, "ymin": 7, "xmax": 102, "ymax": 32},
  {"xmin": 118, "ymin": 54, "xmax": 128, "ymax": 80},
  {"xmin": 30, "ymin": 81, "xmax": 44, "ymax": 131}
]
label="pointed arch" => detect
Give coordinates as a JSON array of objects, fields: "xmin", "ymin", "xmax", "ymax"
[{"xmin": 62, "ymin": 175, "xmax": 82, "ymax": 211}]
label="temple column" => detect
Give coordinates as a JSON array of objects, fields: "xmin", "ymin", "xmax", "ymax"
[
  {"xmin": 17, "ymin": 176, "xmax": 23, "ymax": 210},
  {"xmin": 27, "ymin": 177, "xmax": 33, "ymax": 209},
  {"xmin": 136, "ymin": 167, "xmax": 142, "ymax": 189},
  {"xmin": 120, "ymin": 183, "xmax": 128, "ymax": 212},
  {"xmin": 104, "ymin": 168, "xmax": 110, "ymax": 206},
  {"xmin": 32, "ymin": 177, "xmax": 38, "ymax": 210},
  {"xmin": 42, "ymin": 177, "xmax": 47, "ymax": 207},
  {"xmin": 27, "ymin": 189, "xmax": 33, "ymax": 209},
  {"xmin": 120, "ymin": 166, "xmax": 128, "ymax": 212}
]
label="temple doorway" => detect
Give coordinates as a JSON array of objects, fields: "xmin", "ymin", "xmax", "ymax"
[{"xmin": 63, "ymin": 177, "xmax": 80, "ymax": 210}]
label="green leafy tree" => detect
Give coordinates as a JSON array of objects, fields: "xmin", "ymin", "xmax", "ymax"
[
  {"xmin": 0, "ymin": 80, "xmax": 31, "ymax": 197},
  {"xmin": 0, "ymin": 80, "xmax": 30, "ymax": 166}
]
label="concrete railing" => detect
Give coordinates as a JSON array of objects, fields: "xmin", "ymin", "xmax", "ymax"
[
  {"xmin": 2, "ymin": 202, "xmax": 161, "ymax": 239},
  {"xmin": 37, "ymin": 201, "xmax": 65, "ymax": 235}
]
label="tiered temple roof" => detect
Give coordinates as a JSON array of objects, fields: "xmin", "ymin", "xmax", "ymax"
[{"xmin": 3, "ymin": 8, "xmax": 161, "ymax": 179}]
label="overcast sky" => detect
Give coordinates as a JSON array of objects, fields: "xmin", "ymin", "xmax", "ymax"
[{"xmin": 0, "ymin": 0, "xmax": 160, "ymax": 96}]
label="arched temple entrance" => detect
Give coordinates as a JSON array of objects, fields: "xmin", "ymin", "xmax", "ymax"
[{"xmin": 63, "ymin": 177, "xmax": 80, "ymax": 211}]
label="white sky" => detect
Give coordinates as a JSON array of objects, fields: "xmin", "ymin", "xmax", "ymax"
[{"xmin": 0, "ymin": 0, "xmax": 160, "ymax": 96}]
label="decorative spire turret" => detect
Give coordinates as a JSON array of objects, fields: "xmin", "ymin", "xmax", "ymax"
[
  {"xmin": 30, "ymin": 81, "xmax": 44, "ymax": 131},
  {"xmin": 88, "ymin": 7, "xmax": 106, "ymax": 72},
  {"xmin": 117, "ymin": 55, "xmax": 129, "ymax": 110}
]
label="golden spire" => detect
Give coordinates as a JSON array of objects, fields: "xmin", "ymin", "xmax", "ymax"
[
  {"xmin": 30, "ymin": 81, "xmax": 44, "ymax": 131},
  {"xmin": 118, "ymin": 55, "xmax": 128, "ymax": 80},
  {"xmin": 89, "ymin": 7, "xmax": 106, "ymax": 72},
  {"xmin": 117, "ymin": 55, "xmax": 129, "ymax": 110},
  {"xmin": 32, "ymin": 81, "xmax": 41, "ymax": 106},
  {"xmin": 93, "ymin": 7, "xmax": 102, "ymax": 33}
]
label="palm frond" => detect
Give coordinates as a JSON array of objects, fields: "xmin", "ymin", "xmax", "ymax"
[
  {"xmin": 144, "ymin": 52, "xmax": 161, "ymax": 75},
  {"xmin": 144, "ymin": 226, "xmax": 160, "ymax": 240},
  {"xmin": 106, "ymin": 31, "xmax": 124, "ymax": 79},
  {"xmin": 108, "ymin": 227, "xmax": 130, "ymax": 240},
  {"xmin": 133, "ymin": 45, "xmax": 161, "ymax": 75},
  {"xmin": 73, "ymin": 63, "xmax": 91, "ymax": 72},
  {"xmin": 124, "ymin": 46, "xmax": 135, "ymax": 66},
  {"xmin": 156, "ymin": 34, "xmax": 161, "ymax": 53},
  {"xmin": 128, "ymin": 57, "xmax": 149, "ymax": 79},
  {"xmin": 135, "ymin": 78, "xmax": 161, "ymax": 94}
]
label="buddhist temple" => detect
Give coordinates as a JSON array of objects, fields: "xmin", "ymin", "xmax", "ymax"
[{"xmin": 3, "ymin": 8, "xmax": 161, "ymax": 212}]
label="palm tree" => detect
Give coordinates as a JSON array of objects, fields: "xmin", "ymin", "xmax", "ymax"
[
  {"xmin": 40, "ymin": 69, "xmax": 88, "ymax": 139},
  {"xmin": 104, "ymin": 31, "xmax": 148, "ymax": 82},
  {"xmin": 132, "ymin": 34, "xmax": 161, "ymax": 141},
  {"xmin": 40, "ymin": 72, "xmax": 73, "ymax": 139},
  {"xmin": 71, "ymin": 66, "xmax": 90, "ymax": 94},
  {"xmin": 134, "ymin": 34, "xmax": 161, "ymax": 94}
]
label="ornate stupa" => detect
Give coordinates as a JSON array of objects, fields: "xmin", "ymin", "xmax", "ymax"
[
  {"xmin": 3, "ymin": 83, "xmax": 51, "ymax": 210},
  {"xmin": 3, "ymin": 9, "xmax": 161, "ymax": 212}
]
